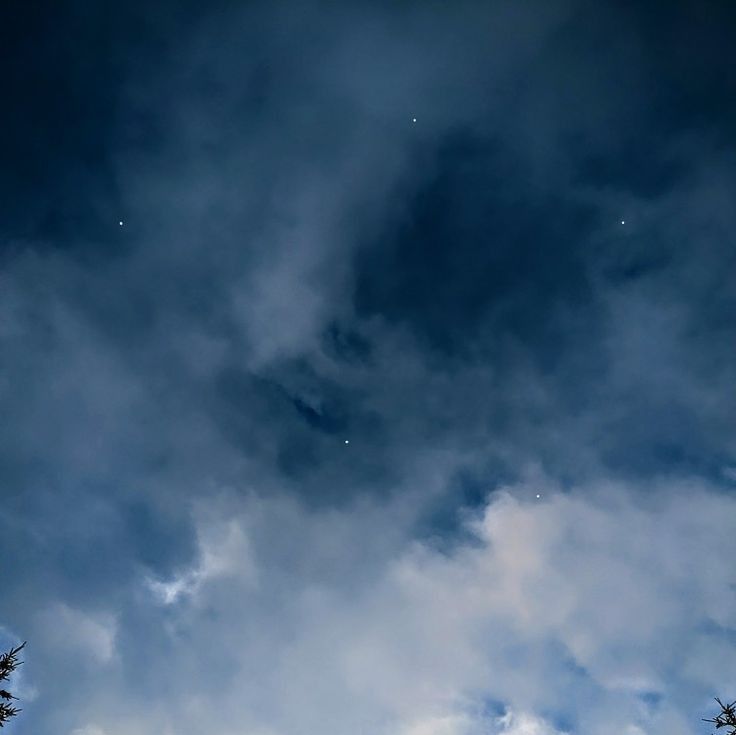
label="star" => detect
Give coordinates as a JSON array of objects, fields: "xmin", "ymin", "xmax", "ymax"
[
  {"xmin": 119, "ymin": 221, "xmax": 124, "ymax": 226},
  {"xmin": 536, "ymin": 494, "xmax": 541, "ymax": 498},
  {"xmin": 620, "ymin": 220, "xmax": 625, "ymax": 225},
  {"xmin": 412, "ymin": 117, "xmax": 417, "ymax": 123},
  {"xmin": 344, "ymin": 439, "xmax": 350, "ymax": 444}
]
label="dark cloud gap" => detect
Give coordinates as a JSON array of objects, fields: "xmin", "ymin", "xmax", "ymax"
[
  {"xmin": 0, "ymin": 2, "xmax": 145, "ymax": 246},
  {"xmin": 413, "ymin": 465, "xmax": 515, "ymax": 549},
  {"xmin": 120, "ymin": 499, "xmax": 199, "ymax": 575},
  {"xmin": 291, "ymin": 395, "xmax": 348, "ymax": 435},
  {"xmin": 574, "ymin": 141, "xmax": 691, "ymax": 200},
  {"xmin": 629, "ymin": 1, "xmax": 736, "ymax": 144},
  {"xmin": 354, "ymin": 128, "xmax": 600, "ymax": 366},
  {"xmin": 321, "ymin": 323, "xmax": 373, "ymax": 365}
]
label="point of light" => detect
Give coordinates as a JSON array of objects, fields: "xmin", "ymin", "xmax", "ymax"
[
  {"xmin": 412, "ymin": 117, "xmax": 417, "ymax": 123},
  {"xmin": 119, "ymin": 221, "xmax": 124, "ymax": 226},
  {"xmin": 536, "ymin": 494, "xmax": 541, "ymax": 498},
  {"xmin": 621, "ymin": 220, "xmax": 625, "ymax": 225},
  {"xmin": 344, "ymin": 440, "xmax": 350, "ymax": 444}
]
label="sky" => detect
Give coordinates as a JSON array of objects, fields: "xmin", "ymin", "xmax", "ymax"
[{"xmin": 1, "ymin": 1, "xmax": 736, "ymax": 733}]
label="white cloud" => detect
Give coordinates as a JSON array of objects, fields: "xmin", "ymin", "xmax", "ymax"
[
  {"xmin": 395, "ymin": 708, "xmax": 567, "ymax": 735},
  {"xmin": 494, "ymin": 710, "xmax": 568, "ymax": 735},
  {"xmin": 146, "ymin": 504, "xmax": 257, "ymax": 605},
  {"xmin": 399, "ymin": 712, "xmax": 485, "ymax": 735},
  {"xmin": 36, "ymin": 603, "xmax": 117, "ymax": 664},
  {"xmin": 77, "ymin": 476, "xmax": 735, "ymax": 735}
]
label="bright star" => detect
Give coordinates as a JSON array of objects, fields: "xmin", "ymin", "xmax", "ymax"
[
  {"xmin": 412, "ymin": 117, "xmax": 417, "ymax": 123},
  {"xmin": 621, "ymin": 220, "xmax": 625, "ymax": 225},
  {"xmin": 344, "ymin": 440, "xmax": 350, "ymax": 444},
  {"xmin": 536, "ymin": 494, "xmax": 541, "ymax": 498},
  {"xmin": 119, "ymin": 221, "xmax": 124, "ymax": 226}
]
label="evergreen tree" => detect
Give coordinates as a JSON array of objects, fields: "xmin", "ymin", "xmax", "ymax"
[{"xmin": 0, "ymin": 642, "xmax": 25, "ymax": 728}]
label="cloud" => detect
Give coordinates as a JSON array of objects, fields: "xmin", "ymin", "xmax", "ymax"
[
  {"xmin": 146, "ymin": 502, "xmax": 257, "ymax": 605},
  {"xmin": 35, "ymin": 603, "xmax": 117, "ymax": 665},
  {"xmin": 494, "ymin": 711, "xmax": 568, "ymax": 735},
  {"xmin": 26, "ymin": 476, "xmax": 728, "ymax": 735},
  {"xmin": 1, "ymin": 2, "xmax": 735, "ymax": 735}
]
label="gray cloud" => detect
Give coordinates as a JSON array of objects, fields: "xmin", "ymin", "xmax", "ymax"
[{"xmin": 1, "ymin": 1, "xmax": 735, "ymax": 733}]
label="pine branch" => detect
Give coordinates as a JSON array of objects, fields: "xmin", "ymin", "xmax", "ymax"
[
  {"xmin": 0, "ymin": 643, "xmax": 25, "ymax": 727},
  {"xmin": 0, "ymin": 701, "xmax": 21, "ymax": 728},
  {"xmin": 703, "ymin": 697, "xmax": 736, "ymax": 734},
  {"xmin": 0, "ymin": 643, "xmax": 25, "ymax": 684}
]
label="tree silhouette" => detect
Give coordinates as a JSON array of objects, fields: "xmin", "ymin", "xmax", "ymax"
[
  {"xmin": 0, "ymin": 642, "xmax": 25, "ymax": 728},
  {"xmin": 703, "ymin": 697, "xmax": 736, "ymax": 734}
]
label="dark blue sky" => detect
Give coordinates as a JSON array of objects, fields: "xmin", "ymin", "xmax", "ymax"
[{"xmin": 1, "ymin": 2, "xmax": 735, "ymax": 734}]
